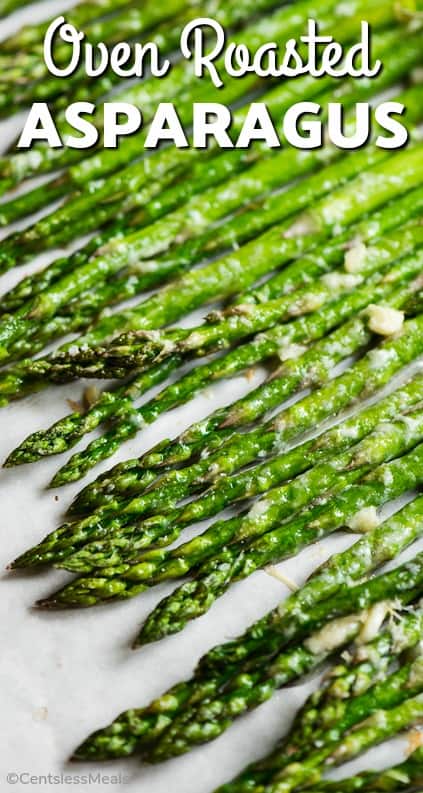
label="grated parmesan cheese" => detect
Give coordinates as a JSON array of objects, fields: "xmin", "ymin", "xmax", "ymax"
[
  {"xmin": 347, "ymin": 506, "xmax": 380, "ymax": 533},
  {"xmin": 265, "ymin": 566, "xmax": 299, "ymax": 591},
  {"xmin": 278, "ymin": 343, "xmax": 307, "ymax": 362},
  {"xmin": 344, "ymin": 242, "xmax": 368, "ymax": 273},
  {"xmin": 357, "ymin": 601, "xmax": 389, "ymax": 645},
  {"xmin": 367, "ymin": 304, "xmax": 405, "ymax": 336},
  {"xmin": 248, "ymin": 500, "xmax": 269, "ymax": 519},
  {"xmin": 283, "ymin": 213, "xmax": 318, "ymax": 238},
  {"xmin": 322, "ymin": 272, "xmax": 362, "ymax": 290},
  {"xmin": 305, "ymin": 614, "xmax": 362, "ymax": 655},
  {"xmin": 368, "ymin": 347, "xmax": 395, "ymax": 370}
]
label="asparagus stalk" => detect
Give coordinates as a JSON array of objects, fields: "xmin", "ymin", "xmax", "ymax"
[
  {"xmin": 6, "ymin": 70, "xmax": 422, "ymax": 278},
  {"xmin": 56, "ymin": 407, "xmax": 423, "ymax": 581},
  {"xmin": 11, "ymin": 235, "xmax": 421, "ymax": 477},
  {"xmin": 0, "ymin": 214, "xmax": 138, "ymax": 315},
  {"xmin": 0, "ymin": 0, "xmax": 190, "ymax": 84},
  {"xmin": 73, "ymin": 614, "xmax": 362, "ymax": 762},
  {"xmin": 0, "ymin": 3, "xmax": 203, "ymax": 126},
  {"xmin": 0, "ymin": 81, "xmax": 390, "ymax": 278},
  {"xmin": 264, "ymin": 687, "xmax": 423, "ymax": 793},
  {"xmin": 0, "ymin": 20, "xmax": 414, "ymax": 231},
  {"xmin": 305, "ymin": 747, "xmax": 423, "ymax": 792},
  {"xmin": 65, "ymin": 186, "xmax": 423, "ymax": 506},
  {"xmin": 216, "ymin": 654, "xmax": 423, "ymax": 792},
  {"xmin": 1, "ymin": 144, "xmax": 421, "ymax": 410},
  {"xmin": 0, "ymin": 145, "xmax": 254, "ymax": 317},
  {"xmin": 74, "ymin": 555, "xmax": 423, "ymax": 761},
  {"xmin": 38, "ymin": 416, "xmax": 423, "ymax": 598},
  {"xmin": 0, "ymin": 0, "xmax": 375, "ymax": 186},
  {"xmin": 286, "ymin": 610, "xmax": 423, "ymax": 749},
  {"xmin": 125, "ymin": 288, "xmax": 423, "ymax": 486},
  {"xmin": 11, "ymin": 298, "xmax": 421, "ymax": 571},
  {"xmin": 59, "ymin": 270, "xmax": 423, "ymax": 486},
  {"xmin": 72, "ymin": 369, "xmax": 423, "ymax": 516},
  {"xmin": 0, "ymin": 146, "xmax": 272, "ymax": 357},
  {"xmin": 0, "ymin": 130, "xmax": 363, "ymax": 352},
  {"xmin": 39, "ymin": 269, "xmax": 377, "ymax": 380},
  {"xmin": 0, "ymin": 118, "xmax": 413, "ymax": 369},
  {"xmin": 149, "ymin": 560, "xmax": 423, "ymax": 764},
  {"xmin": 14, "ymin": 380, "xmax": 423, "ymax": 571},
  {"xmin": 0, "ymin": 0, "xmax": 278, "ymax": 112},
  {"xmin": 202, "ymin": 496, "xmax": 423, "ymax": 674},
  {"xmin": 0, "ymin": 0, "xmax": 333, "ymax": 183},
  {"xmin": 93, "ymin": 175, "xmax": 423, "ymax": 332},
  {"xmin": 57, "ymin": 222, "xmax": 423, "ymax": 377},
  {"xmin": 152, "ymin": 307, "xmax": 423, "ymax": 472},
  {"xmin": 13, "ymin": 312, "xmax": 423, "ymax": 570},
  {"xmin": 133, "ymin": 441, "xmax": 423, "ymax": 644},
  {"xmin": 0, "ymin": 0, "xmax": 147, "ymax": 51}
]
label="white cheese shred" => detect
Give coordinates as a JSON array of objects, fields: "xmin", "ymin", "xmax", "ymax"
[
  {"xmin": 265, "ymin": 566, "xmax": 299, "ymax": 592},
  {"xmin": 367, "ymin": 304, "xmax": 405, "ymax": 336}
]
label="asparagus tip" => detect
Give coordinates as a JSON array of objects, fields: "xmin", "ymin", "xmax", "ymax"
[
  {"xmin": 34, "ymin": 596, "xmax": 61, "ymax": 610},
  {"xmin": 132, "ymin": 625, "xmax": 154, "ymax": 649},
  {"xmin": 48, "ymin": 472, "xmax": 68, "ymax": 489}
]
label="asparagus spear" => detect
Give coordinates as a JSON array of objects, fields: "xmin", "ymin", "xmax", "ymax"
[
  {"xmin": 6, "ymin": 67, "xmax": 423, "ymax": 278},
  {"xmin": 152, "ymin": 307, "xmax": 423, "ymax": 472},
  {"xmin": 14, "ymin": 311, "xmax": 423, "ymax": 571},
  {"xmin": 264, "ymin": 687, "xmax": 423, "ymax": 793},
  {"xmin": 0, "ymin": 119, "xmax": 412, "ymax": 369},
  {"xmin": 133, "ymin": 441, "xmax": 423, "ymax": 643},
  {"xmin": 202, "ymin": 497, "xmax": 423, "ymax": 674},
  {"xmin": 0, "ymin": 19, "xmax": 414, "ymax": 231},
  {"xmin": 0, "ymin": 127, "xmax": 371, "ymax": 351},
  {"xmin": 38, "ymin": 270, "xmax": 374, "ymax": 380},
  {"xmin": 305, "ymin": 747, "xmax": 423, "ymax": 792},
  {"xmin": 0, "ymin": 147, "xmax": 252, "ymax": 318},
  {"xmin": 0, "ymin": 214, "xmax": 138, "ymax": 315},
  {"xmin": 58, "ymin": 221, "xmax": 423, "ymax": 377},
  {"xmin": 11, "ymin": 235, "xmax": 421, "ymax": 477},
  {"xmin": 94, "ymin": 175, "xmax": 423, "ymax": 334},
  {"xmin": 75, "ymin": 555, "xmax": 423, "ymax": 762},
  {"xmin": 72, "ymin": 369, "xmax": 423, "ymax": 516},
  {"xmin": 150, "ymin": 561, "xmax": 423, "ymax": 763},
  {"xmin": 56, "ymin": 407, "xmax": 423, "ymax": 581},
  {"xmin": 14, "ymin": 380, "xmax": 423, "ymax": 571},
  {"xmin": 73, "ymin": 613, "xmax": 363, "ymax": 762},
  {"xmin": 245, "ymin": 660, "xmax": 423, "ymax": 793},
  {"xmin": 0, "ymin": 0, "xmax": 147, "ymax": 51},
  {"xmin": 0, "ymin": 83, "xmax": 391, "ymax": 278},
  {"xmin": 0, "ymin": 0, "xmax": 190, "ymax": 85},
  {"xmin": 65, "ymin": 185, "xmax": 423, "ymax": 506},
  {"xmin": 12, "ymin": 296, "xmax": 421, "ymax": 570},
  {"xmin": 0, "ymin": 145, "xmax": 271, "ymax": 349},
  {"xmin": 1, "ymin": 144, "xmax": 421, "ymax": 411},
  {"xmin": 216, "ymin": 653, "xmax": 423, "ymax": 792},
  {"xmin": 121, "ymin": 289, "xmax": 423, "ymax": 486},
  {"xmin": 0, "ymin": 0, "xmax": 333, "ymax": 184},
  {"xmin": 0, "ymin": 4, "xmax": 202, "ymax": 126},
  {"xmin": 0, "ymin": 0, "xmax": 378, "ymax": 187},
  {"xmin": 0, "ymin": 0, "xmax": 274, "ymax": 112},
  {"xmin": 40, "ymin": 413, "xmax": 423, "ymax": 595},
  {"xmin": 286, "ymin": 610, "xmax": 423, "ymax": 749}
]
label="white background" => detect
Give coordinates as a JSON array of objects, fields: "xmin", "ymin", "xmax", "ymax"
[{"xmin": 0, "ymin": 3, "xmax": 420, "ymax": 792}]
